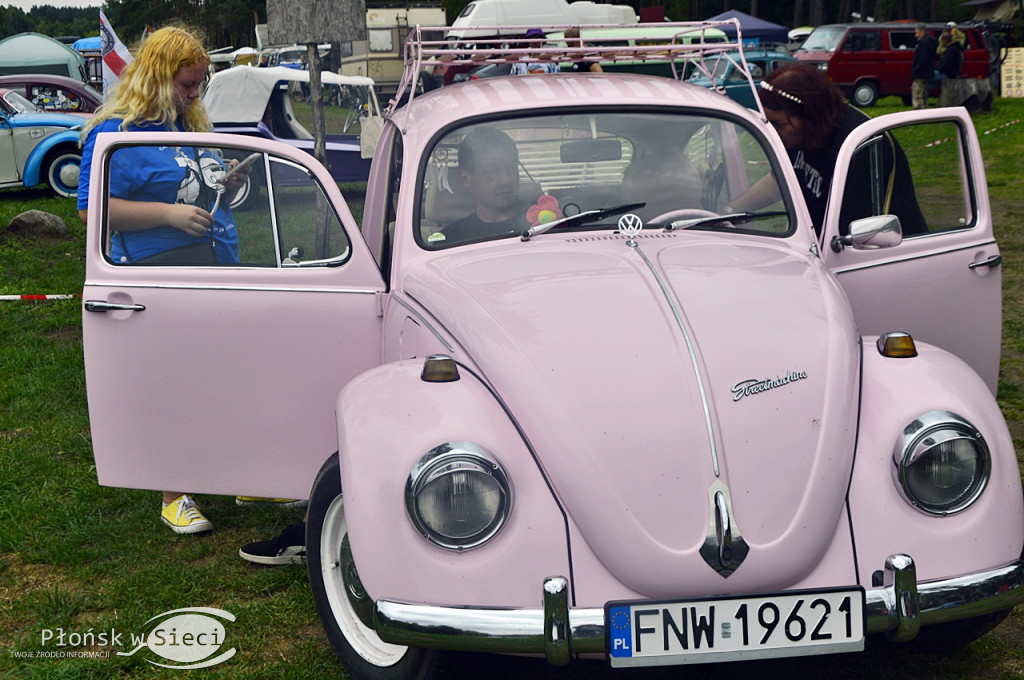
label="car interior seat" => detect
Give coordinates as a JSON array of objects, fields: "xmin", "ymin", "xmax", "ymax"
[{"xmin": 621, "ymin": 154, "xmax": 703, "ymax": 219}]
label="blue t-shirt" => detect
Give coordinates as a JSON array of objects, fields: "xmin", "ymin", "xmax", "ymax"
[{"xmin": 78, "ymin": 119, "xmax": 239, "ymax": 264}]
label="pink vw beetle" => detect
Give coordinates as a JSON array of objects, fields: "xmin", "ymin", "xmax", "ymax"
[{"xmin": 82, "ymin": 22, "xmax": 1023, "ymax": 679}]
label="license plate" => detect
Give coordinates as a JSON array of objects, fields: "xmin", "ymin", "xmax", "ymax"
[{"xmin": 606, "ymin": 588, "xmax": 865, "ymax": 667}]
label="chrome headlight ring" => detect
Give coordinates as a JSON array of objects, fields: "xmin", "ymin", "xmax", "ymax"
[
  {"xmin": 892, "ymin": 411, "xmax": 991, "ymax": 516},
  {"xmin": 406, "ymin": 441, "xmax": 512, "ymax": 551}
]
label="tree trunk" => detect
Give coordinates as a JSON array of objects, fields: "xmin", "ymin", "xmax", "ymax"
[
  {"xmin": 809, "ymin": 0, "xmax": 825, "ymax": 26},
  {"xmin": 307, "ymin": 43, "xmax": 330, "ymax": 260},
  {"xmin": 792, "ymin": 0, "xmax": 805, "ymax": 27},
  {"xmin": 838, "ymin": 0, "xmax": 852, "ymax": 23}
]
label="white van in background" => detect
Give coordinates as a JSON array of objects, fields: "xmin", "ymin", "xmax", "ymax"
[{"xmin": 448, "ymin": 0, "xmax": 638, "ymax": 40}]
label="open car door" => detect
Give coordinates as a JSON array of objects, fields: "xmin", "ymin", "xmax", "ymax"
[
  {"xmin": 81, "ymin": 132, "xmax": 385, "ymax": 500},
  {"xmin": 819, "ymin": 108, "xmax": 1001, "ymax": 393}
]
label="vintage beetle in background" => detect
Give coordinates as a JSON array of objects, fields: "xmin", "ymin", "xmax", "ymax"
[
  {"xmin": 0, "ymin": 87, "xmax": 83, "ymax": 197},
  {"xmin": 81, "ymin": 21, "xmax": 1023, "ymax": 679}
]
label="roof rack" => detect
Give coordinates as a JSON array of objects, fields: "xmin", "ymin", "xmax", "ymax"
[{"xmin": 388, "ymin": 20, "xmax": 766, "ymax": 117}]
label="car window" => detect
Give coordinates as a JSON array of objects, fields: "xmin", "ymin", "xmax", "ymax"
[
  {"xmin": 103, "ymin": 143, "xmax": 351, "ymax": 267},
  {"xmin": 839, "ymin": 120, "xmax": 971, "ymax": 238},
  {"xmin": 845, "ymin": 31, "xmax": 881, "ymax": 51},
  {"xmin": 726, "ymin": 64, "xmax": 751, "ymax": 81},
  {"xmin": 799, "ymin": 26, "xmax": 847, "ymax": 53},
  {"xmin": 1, "ymin": 90, "xmax": 39, "ymax": 114},
  {"xmin": 418, "ymin": 111, "xmax": 790, "ymax": 249},
  {"xmin": 890, "ymin": 31, "xmax": 917, "ymax": 50},
  {"xmin": 27, "ymin": 84, "xmax": 87, "ymax": 112}
]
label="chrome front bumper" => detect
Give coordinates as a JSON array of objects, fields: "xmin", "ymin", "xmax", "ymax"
[{"xmin": 374, "ymin": 555, "xmax": 1024, "ymax": 665}]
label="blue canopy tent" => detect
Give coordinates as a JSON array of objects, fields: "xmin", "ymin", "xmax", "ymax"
[
  {"xmin": 73, "ymin": 36, "xmax": 102, "ymax": 52},
  {"xmin": 706, "ymin": 10, "xmax": 789, "ymax": 46}
]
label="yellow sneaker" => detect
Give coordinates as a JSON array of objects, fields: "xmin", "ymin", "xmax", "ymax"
[
  {"xmin": 235, "ymin": 497, "xmax": 307, "ymax": 508},
  {"xmin": 161, "ymin": 495, "xmax": 213, "ymax": 534}
]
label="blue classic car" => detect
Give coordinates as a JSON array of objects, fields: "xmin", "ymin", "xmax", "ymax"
[
  {"xmin": 687, "ymin": 49, "xmax": 797, "ymax": 108},
  {"xmin": 0, "ymin": 88, "xmax": 84, "ymax": 197},
  {"xmin": 202, "ymin": 66, "xmax": 382, "ymax": 209}
]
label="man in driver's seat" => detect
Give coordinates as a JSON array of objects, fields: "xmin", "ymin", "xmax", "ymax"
[{"xmin": 444, "ymin": 127, "xmax": 531, "ymax": 243}]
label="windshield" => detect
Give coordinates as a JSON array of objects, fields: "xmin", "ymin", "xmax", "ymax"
[
  {"xmin": 418, "ymin": 111, "xmax": 790, "ymax": 248},
  {"xmin": 798, "ymin": 26, "xmax": 847, "ymax": 53},
  {"xmin": 689, "ymin": 56, "xmax": 738, "ymax": 80}
]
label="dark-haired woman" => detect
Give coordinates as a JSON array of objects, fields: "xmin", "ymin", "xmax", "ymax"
[{"xmin": 732, "ymin": 63, "xmax": 926, "ymax": 237}]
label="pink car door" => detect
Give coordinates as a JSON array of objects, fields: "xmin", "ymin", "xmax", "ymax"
[
  {"xmin": 81, "ymin": 132, "xmax": 385, "ymax": 500},
  {"xmin": 820, "ymin": 108, "xmax": 1001, "ymax": 393}
]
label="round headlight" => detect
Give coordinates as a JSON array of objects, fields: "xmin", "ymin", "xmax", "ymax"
[
  {"xmin": 893, "ymin": 411, "xmax": 990, "ymax": 515},
  {"xmin": 406, "ymin": 442, "xmax": 511, "ymax": 550}
]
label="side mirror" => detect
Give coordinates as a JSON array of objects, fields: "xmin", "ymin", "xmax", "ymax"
[{"xmin": 830, "ymin": 215, "xmax": 902, "ymax": 253}]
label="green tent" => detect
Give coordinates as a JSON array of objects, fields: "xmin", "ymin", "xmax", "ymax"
[{"xmin": 0, "ymin": 32, "xmax": 89, "ymax": 82}]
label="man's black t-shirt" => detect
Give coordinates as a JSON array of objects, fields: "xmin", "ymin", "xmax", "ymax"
[{"xmin": 442, "ymin": 211, "xmax": 530, "ymax": 245}]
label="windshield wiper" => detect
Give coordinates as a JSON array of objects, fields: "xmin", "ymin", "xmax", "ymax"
[
  {"xmin": 521, "ymin": 202, "xmax": 646, "ymax": 241},
  {"xmin": 664, "ymin": 210, "xmax": 788, "ymax": 231}
]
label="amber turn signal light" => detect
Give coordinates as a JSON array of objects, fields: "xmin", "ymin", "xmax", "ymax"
[
  {"xmin": 877, "ymin": 332, "xmax": 918, "ymax": 358},
  {"xmin": 421, "ymin": 354, "xmax": 460, "ymax": 382}
]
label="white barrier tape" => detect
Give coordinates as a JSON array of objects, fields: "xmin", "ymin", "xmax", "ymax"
[
  {"xmin": 982, "ymin": 118, "xmax": 1021, "ymax": 134},
  {"xmin": 922, "ymin": 119, "xmax": 1021, "ymax": 148},
  {"xmin": 0, "ymin": 294, "xmax": 80, "ymax": 301}
]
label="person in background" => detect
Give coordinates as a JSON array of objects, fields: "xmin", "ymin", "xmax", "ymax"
[
  {"xmin": 565, "ymin": 26, "xmax": 603, "ymax": 73},
  {"xmin": 77, "ymin": 24, "xmax": 253, "ymax": 534},
  {"xmin": 911, "ymin": 23, "xmax": 938, "ymax": 109},
  {"xmin": 935, "ymin": 32, "xmax": 964, "ymax": 81},
  {"xmin": 510, "ymin": 28, "xmax": 560, "ymax": 75},
  {"xmin": 947, "ymin": 21, "xmax": 967, "ymax": 49},
  {"xmin": 298, "ymin": 51, "xmax": 311, "ymax": 102}
]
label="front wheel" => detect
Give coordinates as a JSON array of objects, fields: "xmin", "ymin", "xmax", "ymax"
[
  {"xmin": 44, "ymin": 149, "xmax": 81, "ymax": 198},
  {"xmin": 306, "ymin": 455, "xmax": 441, "ymax": 680},
  {"xmin": 851, "ymin": 81, "xmax": 879, "ymax": 107}
]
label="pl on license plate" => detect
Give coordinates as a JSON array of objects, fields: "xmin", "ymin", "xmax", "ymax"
[{"xmin": 606, "ymin": 588, "xmax": 865, "ymax": 667}]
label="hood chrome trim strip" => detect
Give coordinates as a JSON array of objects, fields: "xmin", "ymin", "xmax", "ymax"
[
  {"xmin": 699, "ymin": 479, "xmax": 750, "ymax": 577},
  {"xmin": 629, "ymin": 239, "xmax": 720, "ymax": 477}
]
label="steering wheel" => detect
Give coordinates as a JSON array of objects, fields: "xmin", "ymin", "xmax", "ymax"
[{"xmin": 646, "ymin": 208, "xmax": 733, "ymax": 229}]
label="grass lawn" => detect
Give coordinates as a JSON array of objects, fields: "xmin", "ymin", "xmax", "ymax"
[{"xmin": 1, "ymin": 94, "xmax": 1023, "ymax": 679}]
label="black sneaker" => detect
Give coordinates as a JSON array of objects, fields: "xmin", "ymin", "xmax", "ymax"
[{"xmin": 239, "ymin": 522, "xmax": 306, "ymax": 565}]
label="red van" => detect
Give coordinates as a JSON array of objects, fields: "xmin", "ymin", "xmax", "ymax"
[{"xmin": 794, "ymin": 22, "xmax": 994, "ymax": 106}]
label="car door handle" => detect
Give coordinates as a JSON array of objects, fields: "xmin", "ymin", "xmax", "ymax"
[
  {"xmin": 84, "ymin": 300, "xmax": 146, "ymax": 312},
  {"xmin": 968, "ymin": 255, "xmax": 1002, "ymax": 270}
]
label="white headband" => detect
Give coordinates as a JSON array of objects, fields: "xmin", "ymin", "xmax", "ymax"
[{"xmin": 759, "ymin": 80, "xmax": 804, "ymax": 105}]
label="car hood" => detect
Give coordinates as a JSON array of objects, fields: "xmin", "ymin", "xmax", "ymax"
[{"xmin": 403, "ymin": 233, "xmax": 860, "ymax": 597}]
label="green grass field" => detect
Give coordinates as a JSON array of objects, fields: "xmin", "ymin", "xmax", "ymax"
[{"xmin": 1, "ymin": 95, "xmax": 1023, "ymax": 679}]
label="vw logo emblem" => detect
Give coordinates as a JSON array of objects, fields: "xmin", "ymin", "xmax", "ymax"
[{"xmin": 618, "ymin": 213, "xmax": 644, "ymax": 237}]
